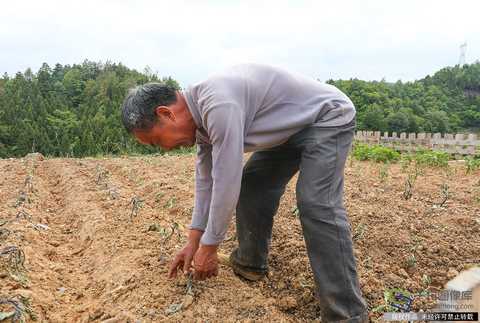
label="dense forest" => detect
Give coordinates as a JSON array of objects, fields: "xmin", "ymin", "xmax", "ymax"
[
  {"xmin": 329, "ymin": 62, "xmax": 480, "ymax": 134},
  {"xmin": 0, "ymin": 60, "xmax": 479, "ymax": 158}
]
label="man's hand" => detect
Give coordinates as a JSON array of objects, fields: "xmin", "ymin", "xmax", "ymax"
[
  {"xmin": 168, "ymin": 229, "xmax": 203, "ymax": 279},
  {"xmin": 193, "ymin": 244, "xmax": 219, "ymax": 280}
]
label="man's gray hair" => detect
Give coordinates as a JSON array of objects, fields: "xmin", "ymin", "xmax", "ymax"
[{"xmin": 121, "ymin": 82, "xmax": 177, "ymax": 133}]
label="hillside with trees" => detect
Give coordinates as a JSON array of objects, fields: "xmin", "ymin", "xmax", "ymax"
[
  {"xmin": 329, "ymin": 62, "xmax": 480, "ymax": 134},
  {"xmin": 0, "ymin": 61, "xmax": 479, "ymax": 158}
]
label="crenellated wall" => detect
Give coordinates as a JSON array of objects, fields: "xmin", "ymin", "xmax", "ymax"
[{"xmin": 354, "ymin": 131, "xmax": 480, "ymax": 155}]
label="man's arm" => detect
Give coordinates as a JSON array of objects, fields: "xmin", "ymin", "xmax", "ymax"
[
  {"xmin": 190, "ymin": 142, "xmax": 213, "ymax": 232},
  {"xmin": 169, "ymin": 139, "xmax": 214, "ymax": 279},
  {"xmin": 200, "ymin": 103, "xmax": 245, "ymax": 246}
]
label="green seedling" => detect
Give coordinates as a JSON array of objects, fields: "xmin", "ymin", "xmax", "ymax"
[
  {"xmin": 421, "ymin": 274, "xmax": 432, "ymax": 287},
  {"xmin": 438, "ymin": 183, "xmax": 449, "ymax": 208},
  {"xmin": 403, "ymin": 171, "xmax": 417, "ymax": 200},
  {"xmin": 406, "ymin": 254, "xmax": 417, "ymax": 269},
  {"xmin": 371, "ymin": 288, "xmax": 413, "ymax": 313},
  {"xmin": 353, "ymin": 223, "xmax": 367, "ymax": 241},
  {"xmin": 155, "ymin": 192, "xmax": 165, "ymax": 204},
  {"xmin": 379, "ymin": 163, "xmax": 389, "ymax": 183},
  {"xmin": 165, "ymin": 273, "xmax": 195, "ymax": 315},
  {"xmin": 164, "ymin": 197, "xmax": 177, "ymax": 209},
  {"xmin": 290, "ymin": 206, "xmax": 299, "ymax": 216}
]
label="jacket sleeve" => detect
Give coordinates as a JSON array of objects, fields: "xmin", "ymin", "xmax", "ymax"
[
  {"xmin": 189, "ymin": 141, "xmax": 213, "ymax": 231},
  {"xmin": 200, "ymin": 103, "xmax": 245, "ymax": 245}
]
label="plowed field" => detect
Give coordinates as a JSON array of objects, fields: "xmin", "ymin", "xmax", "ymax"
[{"xmin": 1, "ymin": 153, "xmax": 479, "ymax": 322}]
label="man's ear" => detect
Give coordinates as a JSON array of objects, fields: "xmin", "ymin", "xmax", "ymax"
[{"xmin": 155, "ymin": 106, "xmax": 176, "ymax": 122}]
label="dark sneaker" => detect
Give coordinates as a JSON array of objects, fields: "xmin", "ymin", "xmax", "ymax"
[{"xmin": 229, "ymin": 250, "xmax": 267, "ymax": 281}]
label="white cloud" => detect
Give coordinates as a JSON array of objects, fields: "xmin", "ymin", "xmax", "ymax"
[{"xmin": 1, "ymin": 0, "xmax": 479, "ymax": 85}]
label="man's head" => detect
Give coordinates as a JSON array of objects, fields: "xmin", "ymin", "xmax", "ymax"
[{"xmin": 121, "ymin": 83, "xmax": 197, "ymax": 150}]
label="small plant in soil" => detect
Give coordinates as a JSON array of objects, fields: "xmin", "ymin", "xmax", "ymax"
[
  {"xmin": 399, "ymin": 154, "xmax": 413, "ymax": 173},
  {"xmin": 163, "ymin": 197, "xmax": 177, "ymax": 209},
  {"xmin": 290, "ymin": 206, "xmax": 299, "ymax": 217},
  {"xmin": 14, "ymin": 191, "xmax": 30, "ymax": 208},
  {"xmin": 406, "ymin": 254, "xmax": 417, "ymax": 270},
  {"xmin": 0, "ymin": 295, "xmax": 37, "ymax": 322},
  {"xmin": 0, "ymin": 227, "xmax": 11, "ymax": 242},
  {"xmin": 154, "ymin": 192, "xmax": 165, "ymax": 204},
  {"xmin": 0, "ymin": 246, "xmax": 28, "ymax": 285},
  {"xmin": 107, "ymin": 186, "xmax": 119, "ymax": 200},
  {"xmin": 372, "ymin": 288, "xmax": 413, "ymax": 312},
  {"xmin": 378, "ymin": 163, "xmax": 389, "ymax": 184},
  {"xmin": 23, "ymin": 175, "xmax": 34, "ymax": 194},
  {"xmin": 437, "ymin": 182, "xmax": 449, "ymax": 208},
  {"xmin": 403, "ymin": 174, "xmax": 415, "ymax": 200},
  {"xmin": 352, "ymin": 223, "xmax": 367, "ymax": 241},
  {"xmin": 148, "ymin": 222, "xmax": 183, "ymax": 243},
  {"xmin": 165, "ymin": 273, "xmax": 195, "ymax": 315},
  {"xmin": 129, "ymin": 196, "xmax": 143, "ymax": 219},
  {"xmin": 16, "ymin": 210, "xmax": 32, "ymax": 221},
  {"xmin": 95, "ymin": 165, "xmax": 110, "ymax": 188},
  {"xmin": 421, "ymin": 274, "xmax": 432, "ymax": 287}
]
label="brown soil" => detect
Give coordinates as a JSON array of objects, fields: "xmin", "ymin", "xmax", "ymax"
[{"xmin": 0, "ymin": 153, "xmax": 479, "ymax": 322}]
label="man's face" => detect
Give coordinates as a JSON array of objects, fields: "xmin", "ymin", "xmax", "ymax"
[{"xmin": 133, "ymin": 116, "xmax": 195, "ymax": 151}]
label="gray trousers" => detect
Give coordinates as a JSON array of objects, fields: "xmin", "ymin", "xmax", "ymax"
[{"xmin": 234, "ymin": 118, "xmax": 368, "ymax": 322}]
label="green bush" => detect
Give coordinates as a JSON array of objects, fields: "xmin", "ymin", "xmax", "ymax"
[
  {"xmin": 352, "ymin": 143, "xmax": 400, "ymax": 163},
  {"xmin": 413, "ymin": 149, "xmax": 450, "ymax": 168},
  {"xmin": 465, "ymin": 155, "xmax": 480, "ymax": 173}
]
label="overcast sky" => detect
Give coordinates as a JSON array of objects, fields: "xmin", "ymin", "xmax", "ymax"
[{"xmin": 1, "ymin": 0, "xmax": 479, "ymax": 87}]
